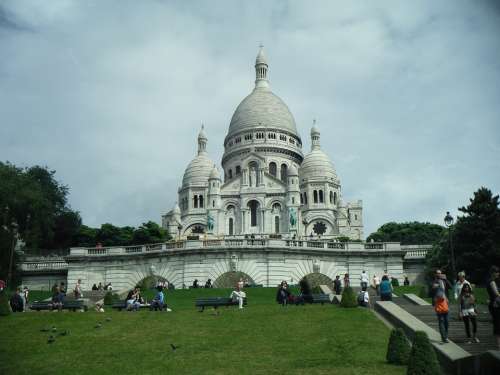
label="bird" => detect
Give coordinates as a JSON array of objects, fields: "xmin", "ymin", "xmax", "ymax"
[
  {"xmin": 105, "ymin": 317, "xmax": 111, "ymax": 322},
  {"xmin": 170, "ymin": 344, "xmax": 180, "ymax": 352},
  {"xmin": 94, "ymin": 323, "xmax": 102, "ymax": 329},
  {"xmin": 40, "ymin": 327, "xmax": 50, "ymax": 332},
  {"xmin": 59, "ymin": 330, "xmax": 69, "ymax": 336},
  {"xmin": 51, "ymin": 326, "xmax": 57, "ymax": 333},
  {"xmin": 47, "ymin": 335, "xmax": 56, "ymax": 344}
]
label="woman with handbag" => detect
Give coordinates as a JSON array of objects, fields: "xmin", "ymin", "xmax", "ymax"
[
  {"xmin": 487, "ymin": 265, "xmax": 500, "ymax": 349},
  {"xmin": 459, "ymin": 284, "xmax": 479, "ymax": 343}
]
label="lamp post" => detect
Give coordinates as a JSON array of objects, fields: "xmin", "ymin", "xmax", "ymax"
[
  {"xmin": 7, "ymin": 221, "xmax": 18, "ymax": 286},
  {"xmin": 444, "ymin": 211, "xmax": 456, "ymax": 282}
]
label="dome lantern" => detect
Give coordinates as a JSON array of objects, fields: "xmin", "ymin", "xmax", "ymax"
[
  {"xmin": 198, "ymin": 124, "xmax": 207, "ymax": 155},
  {"xmin": 311, "ymin": 119, "xmax": 321, "ymax": 151},
  {"xmin": 255, "ymin": 45, "xmax": 269, "ymax": 89}
]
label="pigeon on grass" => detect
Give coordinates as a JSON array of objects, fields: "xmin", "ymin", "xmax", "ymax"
[
  {"xmin": 170, "ymin": 344, "xmax": 180, "ymax": 352},
  {"xmin": 59, "ymin": 330, "xmax": 69, "ymax": 336},
  {"xmin": 47, "ymin": 335, "xmax": 56, "ymax": 344}
]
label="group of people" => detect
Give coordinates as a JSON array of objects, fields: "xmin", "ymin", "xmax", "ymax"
[
  {"xmin": 91, "ymin": 282, "xmax": 113, "ymax": 291},
  {"xmin": 9, "ymin": 287, "xmax": 29, "ymax": 312},
  {"xmin": 191, "ymin": 279, "xmax": 212, "ymax": 289},
  {"xmin": 275, "ymin": 279, "xmax": 313, "ymax": 306},
  {"xmin": 431, "ymin": 266, "xmax": 500, "ymax": 348}
]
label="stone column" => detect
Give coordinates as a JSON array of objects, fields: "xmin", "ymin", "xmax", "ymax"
[
  {"xmin": 242, "ymin": 169, "xmax": 248, "ymax": 186},
  {"xmin": 258, "ymin": 169, "xmax": 265, "ymax": 186}
]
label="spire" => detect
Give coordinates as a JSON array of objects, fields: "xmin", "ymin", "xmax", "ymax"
[
  {"xmin": 255, "ymin": 44, "xmax": 269, "ymax": 89},
  {"xmin": 311, "ymin": 119, "xmax": 320, "ymax": 151},
  {"xmin": 198, "ymin": 124, "xmax": 207, "ymax": 154}
]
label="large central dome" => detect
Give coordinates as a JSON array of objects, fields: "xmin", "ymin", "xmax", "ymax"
[{"xmin": 225, "ymin": 47, "xmax": 299, "ymax": 140}]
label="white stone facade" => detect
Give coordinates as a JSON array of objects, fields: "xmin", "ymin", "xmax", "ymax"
[{"xmin": 162, "ymin": 47, "xmax": 363, "ymax": 240}]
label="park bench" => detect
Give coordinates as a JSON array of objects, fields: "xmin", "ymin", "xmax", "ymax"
[
  {"xmin": 30, "ymin": 300, "xmax": 88, "ymax": 312},
  {"xmin": 111, "ymin": 300, "xmax": 151, "ymax": 311},
  {"xmin": 310, "ymin": 294, "xmax": 331, "ymax": 305},
  {"xmin": 195, "ymin": 297, "xmax": 248, "ymax": 312}
]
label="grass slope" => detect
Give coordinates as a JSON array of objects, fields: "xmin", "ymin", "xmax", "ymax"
[{"xmin": 0, "ymin": 288, "xmax": 405, "ymax": 375}]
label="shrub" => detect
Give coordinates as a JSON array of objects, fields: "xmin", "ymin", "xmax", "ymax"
[
  {"xmin": 0, "ymin": 290, "xmax": 11, "ymax": 316},
  {"xmin": 418, "ymin": 285, "xmax": 427, "ymax": 299},
  {"xmin": 103, "ymin": 292, "xmax": 119, "ymax": 305},
  {"xmin": 386, "ymin": 328, "xmax": 410, "ymax": 365},
  {"xmin": 391, "ymin": 278, "xmax": 400, "ymax": 287},
  {"xmin": 407, "ymin": 331, "xmax": 440, "ymax": 375},
  {"xmin": 340, "ymin": 286, "xmax": 357, "ymax": 308}
]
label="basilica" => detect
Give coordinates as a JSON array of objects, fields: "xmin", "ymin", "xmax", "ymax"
[{"xmin": 162, "ymin": 48, "xmax": 363, "ymax": 240}]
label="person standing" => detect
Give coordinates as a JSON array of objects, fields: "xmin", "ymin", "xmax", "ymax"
[
  {"xmin": 403, "ymin": 276, "xmax": 410, "ymax": 286},
  {"xmin": 333, "ymin": 275, "xmax": 342, "ymax": 295},
  {"xmin": 9, "ymin": 288, "xmax": 24, "ymax": 312},
  {"xmin": 379, "ymin": 275, "xmax": 393, "ymax": 301},
  {"xmin": 434, "ymin": 287, "xmax": 450, "ymax": 343},
  {"xmin": 357, "ymin": 286, "xmax": 370, "ymax": 308},
  {"xmin": 454, "ymin": 271, "xmax": 471, "ymax": 300},
  {"xmin": 360, "ymin": 270, "xmax": 369, "ymax": 290},
  {"xmin": 22, "ymin": 286, "xmax": 29, "ymax": 311},
  {"xmin": 372, "ymin": 274, "xmax": 380, "ymax": 296},
  {"xmin": 343, "ymin": 273, "xmax": 350, "ymax": 289},
  {"xmin": 74, "ymin": 279, "xmax": 83, "ymax": 299},
  {"xmin": 459, "ymin": 284, "xmax": 479, "ymax": 343},
  {"xmin": 276, "ymin": 281, "xmax": 290, "ymax": 307},
  {"xmin": 430, "ymin": 270, "xmax": 452, "ymax": 306},
  {"xmin": 487, "ymin": 265, "xmax": 500, "ymax": 349}
]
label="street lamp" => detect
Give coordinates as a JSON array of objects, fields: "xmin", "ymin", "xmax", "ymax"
[
  {"xmin": 7, "ymin": 221, "xmax": 18, "ymax": 286},
  {"xmin": 444, "ymin": 211, "xmax": 456, "ymax": 283}
]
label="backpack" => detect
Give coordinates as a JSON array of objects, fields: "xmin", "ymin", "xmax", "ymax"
[{"xmin": 357, "ymin": 291, "xmax": 365, "ymax": 304}]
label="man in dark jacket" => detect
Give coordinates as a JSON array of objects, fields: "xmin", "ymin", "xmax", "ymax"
[{"xmin": 10, "ymin": 288, "xmax": 24, "ymax": 312}]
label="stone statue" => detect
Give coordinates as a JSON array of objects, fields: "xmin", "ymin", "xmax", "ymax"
[
  {"xmin": 249, "ymin": 167, "xmax": 257, "ymax": 186},
  {"xmin": 289, "ymin": 208, "xmax": 297, "ymax": 228},
  {"xmin": 207, "ymin": 213, "xmax": 214, "ymax": 231}
]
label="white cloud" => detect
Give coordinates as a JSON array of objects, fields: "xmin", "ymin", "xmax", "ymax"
[{"xmin": 1, "ymin": 0, "xmax": 499, "ymax": 235}]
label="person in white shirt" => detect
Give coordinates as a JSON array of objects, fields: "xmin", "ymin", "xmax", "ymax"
[
  {"xmin": 230, "ymin": 284, "xmax": 246, "ymax": 309},
  {"xmin": 360, "ymin": 270, "xmax": 369, "ymax": 290},
  {"xmin": 358, "ymin": 286, "xmax": 370, "ymax": 308},
  {"xmin": 372, "ymin": 275, "xmax": 380, "ymax": 296},
  {"xmin": 454, "ymin": 271, "xmax": 471, "ymax": 300}
]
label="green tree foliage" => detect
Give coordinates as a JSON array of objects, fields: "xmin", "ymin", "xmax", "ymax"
[
  {"xmin": 386, "ymin": 328, "xmax": 410, "ymax": 365},
  {"xmin": 407, "ymin": 331, "xmax": 440, "ymax": 375},
  {"xmin": 340, "ymin": 286, "xmax": 357, "ymax": 308},
  {"xmin": 0, "ymin": 290, "xmax": 11, "ymax": 316},
  {"xmin": 367, "ymin": 222, "xmax": 445, "ymax": 245},
  {"xmin": 426, "ymin": 187, "xmax": 500, "ymax": 284},
  {"xmin": 132, "ymin": 221, "xmax": 168, "ymax": 244}
]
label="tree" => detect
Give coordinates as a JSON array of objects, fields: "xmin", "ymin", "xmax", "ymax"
[
  {"xmin": 367, "ymin": 222, "xmax": 445, "ymax": 245},
  {"xmin": 428, "ymin": 187, "xmax": 500, "ymax": 284},
  {"xmin": 0, "ymin": 290, "xmax": 11, "ymax": 316},
  {"xmin": 340, "ymin": 286, "xmax": 357, "ymax": 308},
  {"xmin": 132, "ymin": 221, "xmax": 168, "ymax": 244}
]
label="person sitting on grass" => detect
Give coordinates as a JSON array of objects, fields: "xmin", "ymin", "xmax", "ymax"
[
  {"xmin": 357, "ymin": 286, "xmax": 370, "ymax": 308},
  {"xmin": 9, "ymin": 288, "xmax": 24, "ymax": 312},
  {"xmin": 276, "ymin": 281, "xmax": 291, "ymax": 307},
  {"xmin": 51, "ymin": 287, "xmax": 64, "ymax": 312},
  {"xmin": 230, "ymin": 284, "xmax": 246, "ymax": 309}
]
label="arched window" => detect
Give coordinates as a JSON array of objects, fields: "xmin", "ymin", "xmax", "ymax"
[
  {"xmin": 248, "ymin": 200, "xmax": 258, "ymax": 227},
  {"xmin": 330, "ymin": 191, "xmax": 334, "ymax": 204},
  {"xmin": 274, "ymin": 216, "xmax": 280, "ymax": 233},
  {"xmin": 319, "ymin": 190, "xmax": 324, "ymax": 203},
  {"xmin": 269, "ymin": 162, "xmax": 277, "ymax": 177},
  {"xmin": 304, "ymin": 192, "xmax": 308, "ymax": 204},
  {"xmin": 300, "ymin": 194, "xmax": 303, "ymax": 204},
  {"xmin": 199, "ymin": 195, "xmax": 204, "ymax": 208},
  {"xmin": 280, "ymin": 164, "xmax": 287, "ymax": 182},
  {"xmin": 334, "ymin": 192, "xmax": 337, "ymax": 205},
  {"xmin": 235, "ymin": 166, "xmax": 241, "ymax": 175},
  {"xmin": 193, "ymin": 195, "xmax": 198, "ymax": 208},
  {"xmin": 313, "ymin": 190, "xmax": 318, "ymax": 203},
  {"xmin": 292, "ymin": 197, "xmax": 295, "ymax": 204},
  {"xmin": 228, "ymin": 218, "xmax": 234, "ymax": 235},
  {"xmin": 212, "ymin": 200, "xmax": 215, "ymax": 208},
  {"xmin": 228, "ymin": 169, "xmax": 233, "ymax": 179}
]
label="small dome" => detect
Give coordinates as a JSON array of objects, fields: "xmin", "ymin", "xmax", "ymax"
[
  {"xmin": 173, "ymin": 203, "xmax": 181, "ymax": 214},
  {"xmin": 182, "ymin": 155, "xmax": 215, "ymax": 187},
  {"xmin": 311, "ymin": 122, "xmax": 320, "ymax": 135},
  {"xmin": 209, "ymin": 166, "xmax": 220, "ymax": 179},
  {"xmin": 198, "ymin": 124, "xmax": 207, "ymax": 140},
  {"xmin": 256, "ymin": 46, "xmax": 267, "ymax": 65},
  {"xmin": 300, "ymin": 149, "xmax": 337, "ymax": 182},
  {"xmin": 288, "ymin": 164, "xmax": 298, "ymax": 176}
]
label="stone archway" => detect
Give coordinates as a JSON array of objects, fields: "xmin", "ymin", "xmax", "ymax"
[
  {"xmin": 213, "ymin": 271, "xmax": 255, "ymax": 288},
  {"xmin": 301, "ymin": 273, "xmax": 335, "ymax": 291}
]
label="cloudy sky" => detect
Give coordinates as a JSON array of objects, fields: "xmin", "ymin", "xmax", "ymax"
[{"xmin": 1, "ymin": 0, "xmax": 499, "ymax": 236}]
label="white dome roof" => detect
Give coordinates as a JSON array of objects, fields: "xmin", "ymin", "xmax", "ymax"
[
  {"xmin": 209, "ymin": 166, "xmax": 220, "ymax": 179},
  {"xmin": 227, "ymin": 87, "xmax": 298, "ymax": 138},
  {"xmin": 288, "ymin": 164, "xmax": 298, "ymax": 176},
  {"xmin": 182, "ymin": 154, "xmax": 215, "ymax": 187},
  {"xmin": 300, "ymin": 149, "xmax": 337, "ymax": 182}
]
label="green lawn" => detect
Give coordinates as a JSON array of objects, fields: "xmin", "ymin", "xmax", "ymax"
[
  {"xmin": 394, "ymin": 285, "xmax": 489, "ymax": 304},
  {"xmin": 0, "ymin": 288, "xmax": 405, "ymax": 375}
]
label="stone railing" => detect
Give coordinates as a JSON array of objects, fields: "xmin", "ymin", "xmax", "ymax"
[
  {"xmin": 68, "ymin": 239, "xmax": 405, "ymax": 257},
  {"xmin": 20, "ymin": 258, "xmax": 68, "ymax": 272},
  {"xmin": 401, "ymin": 245, "xmax": 432, "ymax": 260}
]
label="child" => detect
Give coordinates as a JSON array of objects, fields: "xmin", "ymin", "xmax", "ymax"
[{"xmin": 459, "ymin": 284, "xmax": 479, "ymax": 343}]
